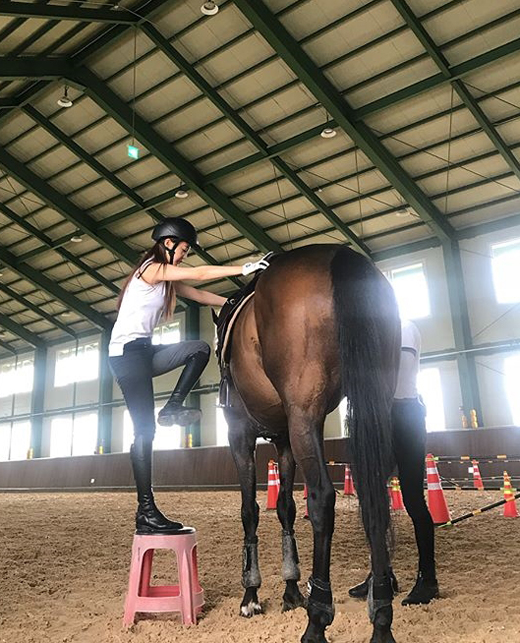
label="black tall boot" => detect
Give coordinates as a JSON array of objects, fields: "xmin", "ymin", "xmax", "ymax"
[
  {"xmin": 130, "ymin": 435, "xmax": 184, "ymax": 534},
  {"xmin": 157, "ymin": 350, "xmax": 209, "ymax": 427},
  {"xmin": 401, "ymin": 572, "xmax": 439, "ymax": 605}
]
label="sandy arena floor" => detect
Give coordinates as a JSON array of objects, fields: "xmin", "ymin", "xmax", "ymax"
[{"xmin": 0, "ymin": 489, "xmax": 518, "ymax": 643}]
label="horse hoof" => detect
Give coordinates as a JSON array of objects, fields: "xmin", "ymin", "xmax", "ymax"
[
  {"xmin": 301, "ymin": 633, "xmax": 327, "ymax": 643},
  {"xmin": 301, "ymin": 623, "xmax": 328, "ymax": 643},
  {"xmin": 240, "ymin": 600, "xmax": 263, "ymax": 618},
  {"xmin": 369, "ymin": 629, "xmax": 396, "ymax": 643},
  {"xmin": 282, "ymin": 591, "xmax": 307, "ymax": 612}
]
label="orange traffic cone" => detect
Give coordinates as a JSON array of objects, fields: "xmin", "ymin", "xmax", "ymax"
[
  {"xmin": 343, "ymin": 464, "xmax": 355, "ymax": 496},
  {"xmin": 472, "ymin": 460, "xmax": 484, "ymax": 490},
  {"xmin": 503, "ymin": 471, "xmax": 519, "ymax": 518},
  {"xmin": 266, "ymin": 460, "xmax": 279, "ymax": 510},
  {"xmin": 274, "ymin": 461, "xmax": 280, "ymax": 487},
  {"xmin": 390, "ymin": 476, "xmax": 405, "ymax": 511},
  {"xmin": 426, "ymin": 453, "xmax": 451, "ymax": 524}
]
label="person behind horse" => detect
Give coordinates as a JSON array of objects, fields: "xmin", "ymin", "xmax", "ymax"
[
  {"xmin": 349, "ymin": 318, "xmax": 439, "ymax": 605},
  {"xmin": 108, "ymin": 217, "xmax": 269, "ymax": 534}
]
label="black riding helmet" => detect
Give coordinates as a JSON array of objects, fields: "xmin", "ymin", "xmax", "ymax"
[{"xmin": 152, "ymin": 217, "xmax": 198, "ymax": 247}]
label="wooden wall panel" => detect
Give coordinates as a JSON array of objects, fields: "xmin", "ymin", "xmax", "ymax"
[{"xmin": 0, "ymin": 428, "xmax": 518, "ymax": 491}]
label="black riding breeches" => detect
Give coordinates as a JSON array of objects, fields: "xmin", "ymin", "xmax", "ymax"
[
  {"xmin": 392, "ymin": 398, "xmax": 436, "ymax": 578},
  {"xmin": 109, "ymin": 338, "xmax": 210, "ymax": 440}
]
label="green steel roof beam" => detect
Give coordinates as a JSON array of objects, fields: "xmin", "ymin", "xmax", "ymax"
[
  {"xmin": 0, "ymin": 244, "xmax": 111, "ymax": 330},
  {"xmin": 68, "ymin": 0, "xmax": 466, "ymax": 171},
  {"xmin": 74, "ymin": 66, "xmax": 280, "ymax": 254},
  {"xmin": 3, "ymin": 79, "xmax": 517, "ymax": 244},
  {"xmin": 0, "ymin": 57, "xmax": 71, "ymax": 80},
  {"xmin": 142, "ymin": 23, "xmax": 370, "ymax": 256},
  {"xmin": 22, "ymin": 105, "xmax": 243, "ymax": 289},
  {"xmin": 390, "ymin": 0, "xmax": 520, "ymax": 183},
  {"xmin": 0, "ymin": 1, "xmax": 138, "ymax": 23},
  {"xmin": 234, "ymin": 0, "xmax": 455, "ymax": 242},
  {"xmin": 1, "ymin": 5, "xmax": 516, "ymax": 216},
  {"xmin": 0, "ymin": 338, "xmax": 16, "ymax": 353},
  {"xmin": 72, "ymin": 0, "xmax": 185, "ymax": 62},
  {"xmin": 0, "ymin": 200, "xmax": 121, "ymax": 295},
  {"xmin": 0, "ymin": 281, "xmax": 76, "ymax": 337},
  {"xmin": 0, "ymin": 147, "xmax": 141, "ymax": 264},
  {"xmin": 7, "ymin": 131, "xmax": 514, "ymax": 276},
  {"xmin": 359, "ymin": 34, "xmax": 520, "ymax": 118},
  {"xmin": 0, "ymin": 310, "xmax": 46, "ymax": 348},
  {"xmin": 271, "ymin": 157, "xmax": 371, "ymax": 256}
]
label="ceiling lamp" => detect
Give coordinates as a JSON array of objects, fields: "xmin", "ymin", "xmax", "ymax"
[
  {"xmin": 320, "ymin": 127, "xmax": 337, "ymax": 139},
  {"xmin": 70, "ymin": 235, "xmax": 83, "ymax": 243},
  {"xmin": 175, "ymin": 189, "xmax": 188, "ymax": 199},
  {"xmin": 57, "ymin": 86, "xmax": 73, "ymax": 108},
  {"xmin": 61, "ymin": 310, "xmax": 72, "ymax": 318},
  {"xmin": 396, "ymin": 206, "xmax": 418, "ymax": 218},
  {"xmin": 201, "ymin": 1, "xmax": 219, "ymax": 15}
]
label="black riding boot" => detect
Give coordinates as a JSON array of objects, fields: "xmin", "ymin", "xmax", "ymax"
[
  {"xmin": 157, "ymin": 349, "xmax": 209, "ymax": 427},
  {"xmin": 348, "ymin": 568, "xmax": 399, "ymax": 600},
  {"xmin": 401, "ymin": 572, "xmax": 439, "ymax": 605},
  {"xmin": 130, "ymin": 435, "xmax": 184, "ymax": 534}
]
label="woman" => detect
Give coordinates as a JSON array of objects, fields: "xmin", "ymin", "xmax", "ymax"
[
  {"xmin": 348, "ymin": 319, "xmax": 438, "ymax": 605},
  {"xmin": 109, "ymin": 217, "xmax": 269, "ymax": 534}
]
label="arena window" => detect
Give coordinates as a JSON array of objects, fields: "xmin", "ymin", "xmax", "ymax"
[
  {"xmin": 152, "ymin": 321, "xmax": 181, "ymax": 345},
  {"xmin": 49, "ymin": 412, "xmax": 98, "ymax": 457},
  {"xmin": 216, "ymin": 407, "xmax": 268, "ymax": 446},
  {"xmin": 504, "ymin": 355, "xmax": 520, "ymax": 425},
  {"xmin": 491, "ymin": 238, "xmax": 520, "ymax": 303},
  {"xmin": 216, "ymin": 407, "xmax": 229, "ymax": 446},
  {"xmin": 0, "ymin": 357, "xmax": 34, "ymax": 398},
  {"xmin": 384, "ymin": 263, "xmax": 431, "ymax": 320},
  {"xmin": 122, "ymin": 409, "xmax": 181, "ymax": 451},
  {"xmin": 417, "ymin": 367, "xmax": 446, "ymax": 431},
  {"xmin": 54, "ymin": 342, "xmax": 99, "ymax": 387},
  {"xmin": 0, "ymin": 420, "xmax": 31, "ymax": 461}
]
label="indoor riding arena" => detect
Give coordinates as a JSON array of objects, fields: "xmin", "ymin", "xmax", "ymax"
[{"xmin": 1, "ymin": 1, "xmax": 520, "ymax": 642}]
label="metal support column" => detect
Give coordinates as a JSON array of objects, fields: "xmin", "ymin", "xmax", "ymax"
[
  {"xmin": 30, "ymin": 346, "xmax": 46, "ymax": 458},
  {"xmin": 185, "ymin": 304, "xmax": 201, "ymax": 447},
  {"xmin": 442, "ymin": 240, "xmax": 483, "ymax": 424},
  {"xmin": 97, "ymin": 331, "xmax": 113, "ymax": 453}
]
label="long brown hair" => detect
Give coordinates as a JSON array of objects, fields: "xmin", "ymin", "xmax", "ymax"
[{"xmin": 117, "ymin": 242, "xmax": 177, "ymax": 319}]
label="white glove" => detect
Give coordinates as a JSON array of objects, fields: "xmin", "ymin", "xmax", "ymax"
[{"xmin": 242, "ymin": 258, "xmax": 270, "ymax": 276}]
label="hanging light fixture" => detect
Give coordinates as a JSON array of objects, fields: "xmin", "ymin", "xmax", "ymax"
[
  {"xmin": 57, "ymin": 86, "xmax": 73, "ymax": 108},
  {"xmin": 70, "ymin": 234, "xmax": 83, "ymax": 243},
  {"xmin": 175, "ymin": 189, "xmax": 188, "ymax": 199},
  {"xmin": 320, "ymin": 127, "xmax": 337, "ymax": 139},
  {"xmin": 201, "ymin": 1, "xmax": 219, "ymax": 15}
]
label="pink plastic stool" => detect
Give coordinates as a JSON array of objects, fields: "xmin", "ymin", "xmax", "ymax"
[{"xmin": 123, "ymin": 529, "xmax": 204, "ymax": 626}]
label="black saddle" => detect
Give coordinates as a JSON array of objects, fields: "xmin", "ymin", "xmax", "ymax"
[{"xmin": 213, "ymin": 252, "xmax": 279, "ymax": 406}]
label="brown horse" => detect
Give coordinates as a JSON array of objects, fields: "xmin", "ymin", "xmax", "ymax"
[{"xmin": 220, "ymin": 244, "xmax": 401, "ymax": 643}]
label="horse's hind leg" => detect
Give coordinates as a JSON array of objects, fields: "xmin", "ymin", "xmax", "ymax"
[
  {"xmin": 358, "ymin": 492, "xmax": 396, "ymax": 643},
  {"xmin": 274, "ymin": 437, "xmax": 306, "ymax": 612},
  {"xmin": 289, "ymin": 412, "xmax": 335, "ymax": 643},
  {"xmin": 227, "ymin": 403, "xmax": 262, "ymax": 618}
]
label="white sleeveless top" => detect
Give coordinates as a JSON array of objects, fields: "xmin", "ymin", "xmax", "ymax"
[
  {"xmin": 394, "ymin": 319, "xmax": 421, "ymax": 400},
  {"xmin": 108, "ymin": 262, "xmax": 166, "ymax": 357}
]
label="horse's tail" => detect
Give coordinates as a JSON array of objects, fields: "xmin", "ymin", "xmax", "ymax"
[{"xmin": 331, "ymin": 246, "xmax": 400, "ymax": 539}]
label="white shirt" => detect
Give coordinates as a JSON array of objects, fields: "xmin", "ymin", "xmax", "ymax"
[
  {"xmin": 108, "ymin": 262, "xmax": 165, "ymax": 356},
  {"xmin": 394, "ymin": 319, "xmax": 421, "ymax": 400}
]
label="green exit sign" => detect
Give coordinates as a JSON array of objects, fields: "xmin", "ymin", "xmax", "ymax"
[{"xmin": 127, "ymin": 144, "xmax": 139, "ymax": 159}]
